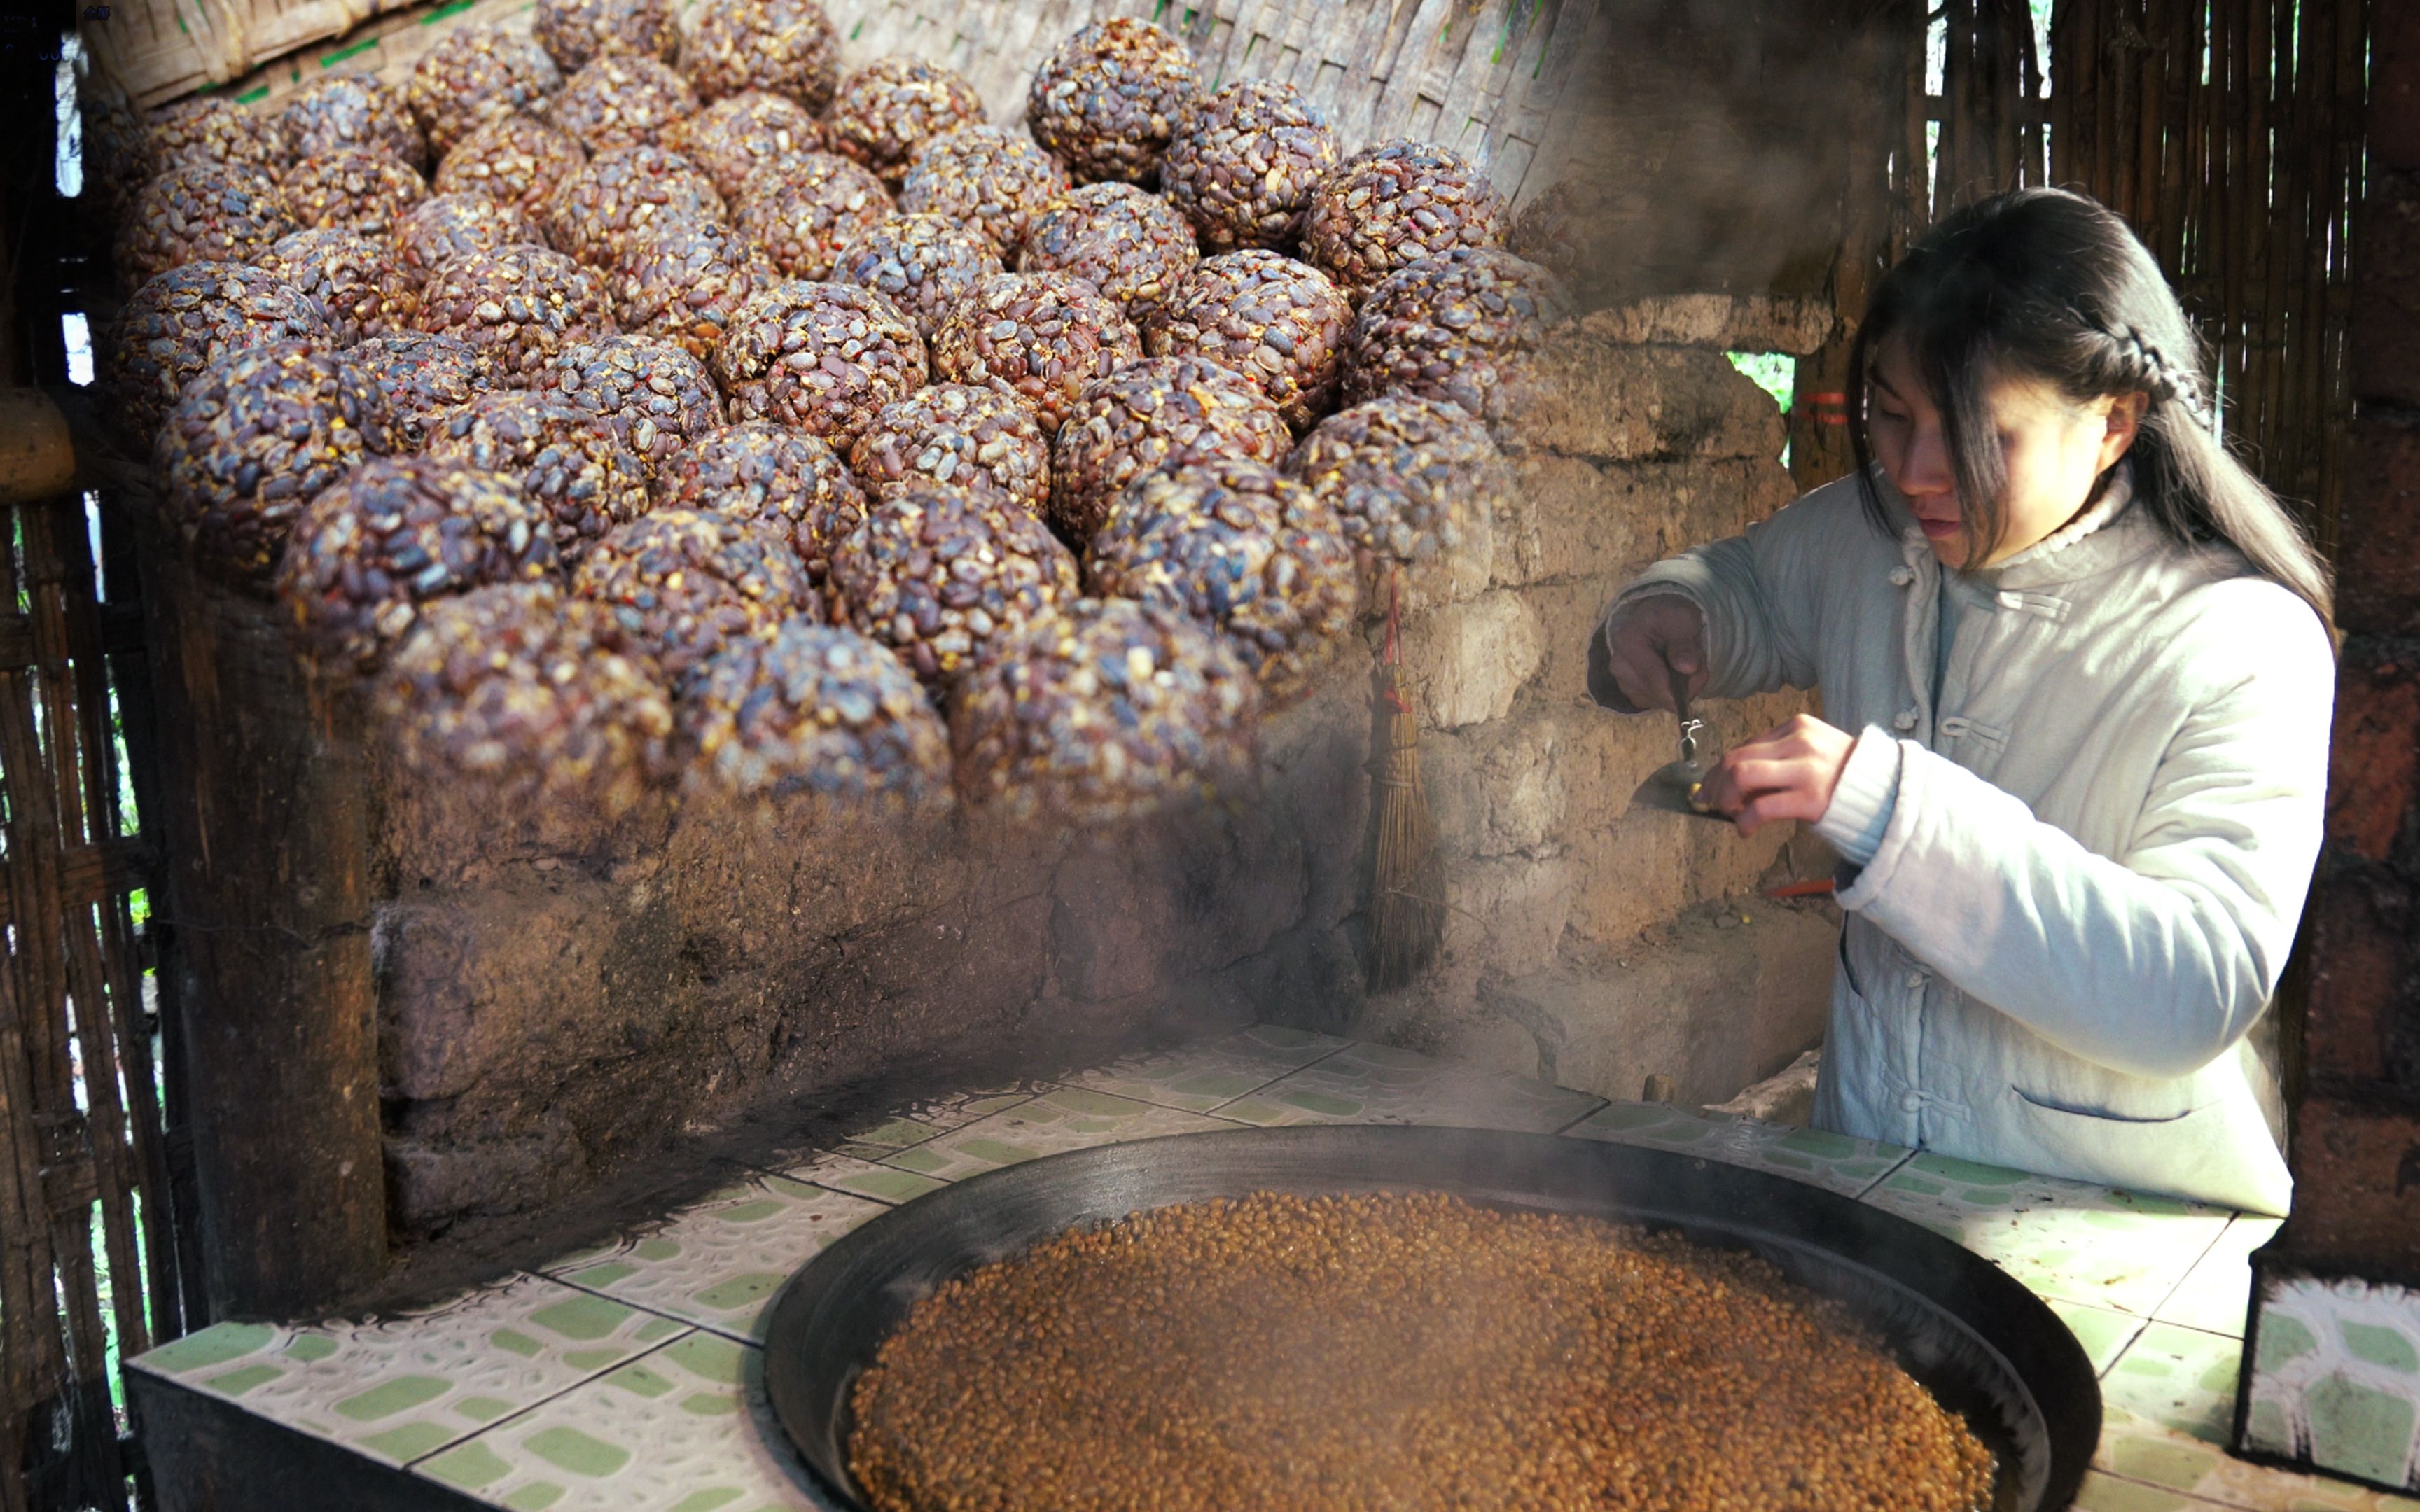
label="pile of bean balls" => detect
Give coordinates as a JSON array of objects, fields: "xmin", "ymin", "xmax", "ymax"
[
  {"xmin": 849, "ymin": 1191, "xmax": 1998, "ymax": 1512},
  {"xmin": 101, "ymin": 2, "xmax": 1569, "ymax": 827}
]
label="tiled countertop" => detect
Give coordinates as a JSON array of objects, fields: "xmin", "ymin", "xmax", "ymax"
[{"xmin": 132, "ymin": 1026, "xmax": 2420, "ymax": 1512}]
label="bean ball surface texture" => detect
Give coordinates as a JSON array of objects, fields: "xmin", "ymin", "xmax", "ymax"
[
  {"xmin": 345, "ymin": 331, "xmax": 494, "ymax": 453},
  {"xmin": 680, "ymin": 0, "xmax": 841, "ymax": 112},
  {"xmin": 948, "ymin": 595, "xmax": 1258, "ymax": 824},
  {"xmin": 610, "ymin": 218, "xmax": 776, "ymax": 363},
  {"xmin": 849, "ymin": 384, "xmax": 1049, "ymax": 523},
  {"xmin": 711, "ymin": 280, "xmax": 926, "ymax": 452},
  {"xmin": 1146, "ymin": 251, "xmax": 1351, "ymax": 430},
  {"xmin": 1287, "ymin": 394, "xmax": 1510, "ymax": 590},
  {"xmin": 653, "ymin": 421, "xmax": 866, "ymax": 584},
  {"xmin": 151, "ymin": 97, "xmax": 293, "ymax": 174},
  {"xmin": 415, "ymin": 244, "xmax": 617, "ymax": 388},
  {"xmin": 730, "ymin": 151, "xmax": 891, "ymax": 281},
  {"xmin": 1048, "ymin": 355, "xmax": 1289, "ymax": 543},
  {"xmin": 548, "ymin": 55, "xmax": 698, "ymax": 153},
  {"xmin": 847, "ymin": 1192, "xmax": 1998, "ymax": 1512},
  {"xmin": 407, "ymin": 26, "xmax": 565, "ymax": 159},
  {"xmin": 823, "ymin": 58, "xmax": 985, "ymax": 186},
  {"xmin": 257, "ymin": 227, "xmax": 420, "ymax": 347},
  {"xmin": 280, "ymin": 148, "xmax": 427, "ymax": 239},
  {"xmin": 1342, "ymin": 246, "xmax": 1572, "ymax": 440},
  {"xmin": 897, "ymin": 125, "xmax": 1070, "ymax": 260},
  {"xmin": 1303, "ymin": 139, "xmax": 1508, "ymax": 298},
  {"xmin": 108, "ymin": 262, "xmax": 335, "ymax": 448},
  {"xmin": 682, "ymin": 620, "xmax": 953, "ymax": 819},
  {"xmin": 534, "ymin": 0, "xmax": 679, "ymax": 74},
  {"xmin": 828, "ymin": 484, "xmax": 1078, "ymax": 687},
  {"xmin": 395, "ymin": 192, "xmax": 549, "ymax": 285},
  {"xmin": 927, "ymin": 272, "xmax": 1139, "ymax": 440},
  {"xmin": 118, "ymin": 162, "xmax": 296, "ymax": 288},
  {"xmin": 279, "ymin": 72, "xmax": 426, "ymax": 171},
  {"xmin": 831, "ymin": 214, "xmax": 1002, "ymax": 344},
  {"xmin": 1160, "ymin": 78, "xmax": 1339, "ymax": 252},
  {"xmin": 548, "ymin": 144, "xmax": 724, "ymax": 270},
  {"xmin": 1025, "ymin": 18, "xmax": 1199, "ymax": 186},
  {"xmin": 536, "ymin": 332, "xmax": 724, "ymax": 479},
  {"xmin": 423, "ymin": 389, "xmax": 651, "ymax": 562},
  {"xmin": 1020, "ymin": 182, "xmax": 1197, "ymax": 321},
  {"xmin": 663, "ymin": 92, "xmax": 823, "ymax": 201},
  {"xmin": 573, "ymin": 509, "xmax": 818, "ymax": 680},
  {"xmin": 432, "ymin": 113, "xmax": 587, "ymax": 219}
]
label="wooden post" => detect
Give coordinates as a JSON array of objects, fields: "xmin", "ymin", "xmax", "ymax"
[{"xmin": 137, "ymin": 541, "xmax": 387, "ymax": 1319}]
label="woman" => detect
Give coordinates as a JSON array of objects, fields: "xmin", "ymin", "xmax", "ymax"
[{"xmin": 1590, "ymin": 188, "xmax": 2332, "ymax": 1216}]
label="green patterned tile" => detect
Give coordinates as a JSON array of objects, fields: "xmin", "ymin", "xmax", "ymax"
[
  {"xmin": 543, "ymin": 1169, "xmax": 887, "ymax": 1344},
  {"xmin": 878, "ymin": 1086, "xmax": 1238, "ymax": 1182},
  {"xmin": 1059, "ymin": 1026, "xmax": 1351, "ymax": 1112},
  {"xmin": 128, "ymin": 1275, "xmax": 681, "ymax": 1468},
  {"xmin": 1858, "ymin": 1152, "xmax": 2233, "ymax": 1315},
  {"xmin": 2241, "ymin": 1273, "xmax": 2420, "ymax": 1494},
  {"xmin": 2097, "ymin": 1403, "xmax": 2420, "ymax": 1511},
  {"xmin": 417, "ymin": 1335, "xmax": 840, "ymax": 1509},
  {"xmin": 1564, "ymin": 1102, "xmax": 1914, "ymax": 1197},
  {"xmin": 2106, "ymin": 1323, "xmax": 2246, "ymax": 1444},
  {"xmin": 1210, "ymin": 1042, "xmax": 1604, "ymax": 1133},
  {"xmin": 2073, "ymin": 1469, "xmax": 2253, "ymax": 1510},
  {"xmin": 2054, "ymin": 1297, "xmax": 2150, "ymax": 1375},
  {"xmin": 2157, "ymin": 1217, "xmax": 2282, "ymax": 1339}
]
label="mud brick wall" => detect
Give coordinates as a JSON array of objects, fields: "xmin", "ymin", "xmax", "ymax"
[
  {"xmin": 2234, "ymin": 6, "xmax": 2420, "ymax": 1486},
  {"xmin": 351, "ymin": 299, "xmax": 1833, "ymax": 1241}
]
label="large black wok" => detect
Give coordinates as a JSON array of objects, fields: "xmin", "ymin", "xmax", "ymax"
[{"xmin": 761, "ymin": 1124, "xmax": 2099, "ymax": 1511}]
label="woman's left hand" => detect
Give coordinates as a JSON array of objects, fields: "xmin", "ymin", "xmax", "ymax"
[{"xmin": 1697, "ymin": 713, "xmax": 1858, "ymax": 836}]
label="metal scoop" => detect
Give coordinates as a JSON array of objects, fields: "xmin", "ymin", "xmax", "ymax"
[{"xmin": 1627, "ymin": 664, "xmax": 1725, "ymax": 821}]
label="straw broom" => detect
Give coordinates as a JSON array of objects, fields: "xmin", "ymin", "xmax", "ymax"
[{"xmin": 1368, "ymin": 566, "xmax": 1442, "ymax": 991}]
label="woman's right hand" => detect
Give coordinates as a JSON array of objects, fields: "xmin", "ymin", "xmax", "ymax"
[{"xmin": 1599, "ymin": 595, "xmax": 1709, "ymax": 713}]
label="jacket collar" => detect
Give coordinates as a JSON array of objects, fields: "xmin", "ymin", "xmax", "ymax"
[{"xmin": 1868, "ymin": 463, "xmax": 2170, "ymax": 593}]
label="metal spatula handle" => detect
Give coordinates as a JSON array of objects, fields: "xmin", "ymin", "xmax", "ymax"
[{"xmin": 1669, "ymin": 664, "xmax": 1704, "ymax": 774}]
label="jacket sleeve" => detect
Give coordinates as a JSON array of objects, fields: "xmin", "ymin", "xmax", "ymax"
[
  {"xmin": 1835, "ymin": 584, "xmax": 2333, "ymax": 1079},
  {"xmin": 1587, "ymin": 479, "xmax": 1855, "ymax": 710}
]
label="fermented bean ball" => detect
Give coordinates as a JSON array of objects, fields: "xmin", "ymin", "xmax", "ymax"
[
  {"xmin": 1087, "ymin": 457, "xmax": 1354, "ymax": 710},
  {"xmin": 897, "ymin": 124, "xmax": 1070, "ymax": 262},
  {"xmin": 847, "ymin": 1193, "xmax": 1998, "ymax": 1512},
  {"xmin": 1303, "ymin": 139, "xmax": 1509, "ymax": 299},
  {"xmin": 150, "ymin": 97, "xmax": 293, "ymax": 175},
  {"xmin": 849, "ymin": 384, "xmax": 1048, "ymax": 523},
  {"xmin": 833, "ymin": 214, "xmax": 1002, "ymax": 344},
  {"xmin": 1342, "ymin": 247, "xmax": 1572, "ymax": 439},
  {"xmin": 679, "ymin": 0, "xmax": 840, "ymax": 113},
  {"xmin": 106, "ymin": 262, "xmax": 335, "ymax": 447},
  {"xmin": 424, "ymin": 390, "xmax": 650, "ymax": 563},
  {"xmin": 1145, "ymin": 251, "xmax": 1352, "ymax": 432},
  {"xmin": 1049, "ymin": 356, "xmax": 1289, "ymax": 544},
  {"xmin": 683, "ymin": 620, "xmax": 952, "ymax": 818},
  {"xmin": 278, "ymin": 72, "xmax": 427, "ymax": 172},
  {"xmin": 948, "ymin": 596, "xmax": 1258, "ymax": 825},
  {"xmin": 653, "ymin": 421, "xmax": 865, "ymax": 583},
  {"xmin": 828, "ymin": 484, "xmax": 1078, "ymax": 687},
  {"xmin": 77, "ymin": 91, "xmax": 158, "ymax": 224},
  {"xmin": 431, "ymin": 112, "xmax": 587, "ymax": 220},
  {"xmin": 394, "ymin": 192, "xmax": 548, "ymax": 286},
  {"xmin": 345, "ymin": 331, "xmax": 494, "ymax": 452},
  {"xmin": 1020, "ymin": 182, "xmax": 1197, "ymax": 322},
  {"xmin": 653, "ymin": 421, "xmax": 865, "ymax": 584},
  {"xmin": 611, "ymin": 218, "xmax": 772, "ymax": 362},
  {"xmin": 730, "ymin": 151, "xmax": 889, "ymax": 281},
  {"xmin": 711, "ymin": 280, "xmax": 926, "ymax": 452},
  {"xmin": 1288, "ymin": 393, "xmax": 1508, "ymax": 575},
  {"xmin": 155, "ymin": 342, "xmax": 382, "ymax": 590},
  {"xmin": 277, "ymin": 457, "xmax": 559, "ymax": 673},
  {"xmin": 1025, "ymin": 18, "xmax": 1200, "ymax": 187},
  {"xmin": 534, "ymin": 0, "xmax": 679, "ymax": 74},
  {"xmin": 406, "ymin": 25, "xmax": 566, "ymax": 160},
  {"xmin": 117, "ymin": 162, "xmax": 297, "ymax": 288},
  {"xmin": 279, "ymin": 148, "xmax": 428, "ymax": 239},
  {"xmin": 928, "ymin": 272, "xmax": 1141, "ymax": 440},
  {"xmin": 547, "ymin": 144, "xmax": 723, "ymax": 270},
  {"xmin": 823, "ymin": 58, "xmax": 985, "ymax": 186},
  {"xmin": 257, "ymin": 227, "xmax": 419, "ymax": 347},
  {"xmin": 415, "ymin": 244, "xmax": 616, "ymax": 388},
  {"xmin": 573, "ymin": 509, "xmax": 817, "ymax": 680},
  {"xmin": 1160, "ymin": 78, "xmax": 1340, "ymax": 253},
  {"xmin": 548, "ymin": 55, "xmax": 698, "ymax": 154},
  {"xmin": 380, "ymin": 582, "xmax": 674, "ymax": 818},
  {"xmin": 662, "ymin": 92, "xmax": 823, "ymax": 201},
  {"xmin": 536, "ymin": 332, "xmax": 723, "ymax": 479}
]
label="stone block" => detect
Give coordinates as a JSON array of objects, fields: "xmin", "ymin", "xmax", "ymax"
[
  {"xmin": 1445, "ymin": 850, "xmax": 1576, "ymax": 981},
  {"xmin": 1492, "ymin": 456, "xmax": 1793, "ymax": 596},
  {"xmin": 386, "ymin": 1124, "xmax": 587, "ymax": 1233},
  {"xmin": 1398, "ymin": 590, "xmax": 1544, "ymax": 730},
  {"xmin": 1050, "ymin": 802, "xmax": 1312, "ymax": 1002},
  {"xmin": 1578, "ymin": 295, "xmax": 1836, "ymax": 356},
  {"xmin": 2352, "ymin": 173, "xmax": 2420, "ymax": 409},
  {"xmin": 2328, "ymin": 646, "xmax": 2420, "ymax": 864},
  {"xmin": 2340, "ymin": 419, "xmax": 2420, "ymax": 637},
  {"xmin": 1524, "ymin": 340, "xmax": 1787, "ymax": 463}
]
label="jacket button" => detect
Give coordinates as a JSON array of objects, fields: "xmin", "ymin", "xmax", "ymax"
[
  {"xmin": 1905, "ymin": 970, "xmax": 1928, "ymax": 990},
  {"xmin": 1889, "ymin": 566, "xmax": 1917, "ymax": 587},
  {"xmin": 1893, "ymin": 708, "xmax": 1919, "ymax": 732},
  {"xmin": 1898, "ymin": 1088, "xmax": 1926, "ymax": 1114}
]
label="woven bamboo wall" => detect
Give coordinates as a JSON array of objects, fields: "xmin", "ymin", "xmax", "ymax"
[
  {"xmin": 92, "ymin": 0, "xmax": 1604, "ymax": 203},
  {"xmin": 1790, "ymin": 0, "xmax": 2370, "ymax": 562}
]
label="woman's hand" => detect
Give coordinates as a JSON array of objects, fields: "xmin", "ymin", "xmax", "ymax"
[
  {"xmin": 1599, "ymin": 595, "xmax": 1708, "ymax": 713},
  {"xmin": 1697, "ymin": 713, "xmax": 1857, "ymax": 836}
]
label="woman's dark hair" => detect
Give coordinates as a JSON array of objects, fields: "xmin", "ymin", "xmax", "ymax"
[{"xmin": 1848, "ymin": 186, "xmax": 2334, "ymax": 632}]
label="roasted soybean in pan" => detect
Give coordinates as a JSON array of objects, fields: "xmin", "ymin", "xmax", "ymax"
[{"xmin": 848, "ymin": 1190, "xmax": 1996, "ymax": 1512}]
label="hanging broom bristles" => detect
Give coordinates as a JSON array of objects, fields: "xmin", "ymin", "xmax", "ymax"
[{"xmin": 1368, "ymin": 568, "xmax": 1442, "ymax": 992}]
